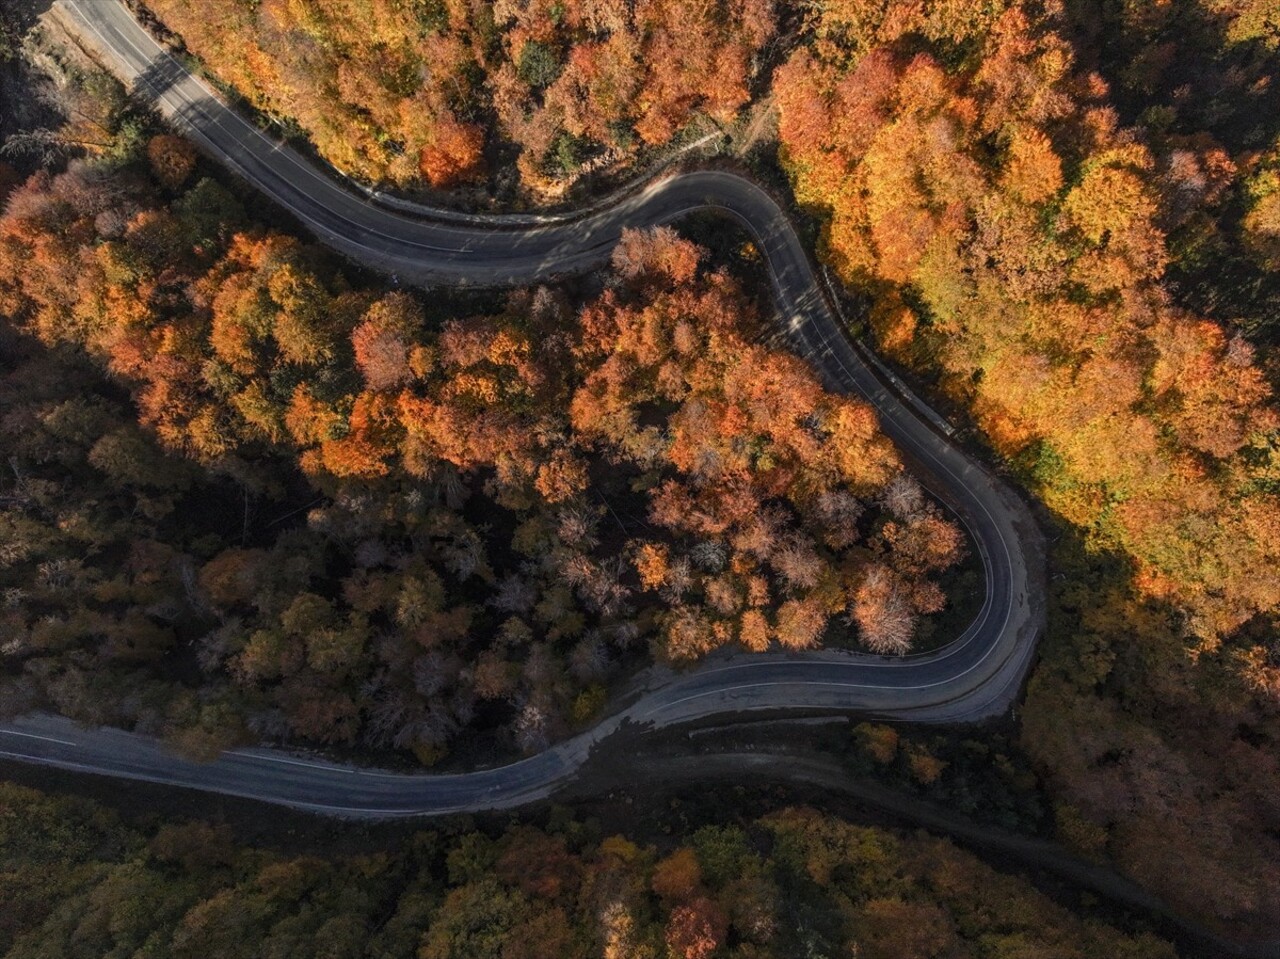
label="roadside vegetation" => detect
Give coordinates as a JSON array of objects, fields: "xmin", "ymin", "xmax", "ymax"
[
  {"xmin": 0, "ymin": 781, "xmax": 1176, "ymax": 959},
  {"xmin": 139, "ymin": 0, "xmax": 776, "ymax": 196}
]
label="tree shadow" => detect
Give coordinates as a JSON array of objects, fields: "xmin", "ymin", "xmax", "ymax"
[
  {"xmin": 1061, "ymin": 0, "xmax": 1280, "ymax": 151},
  {"xmin": 132, "ymin": 48, "xmax": 191, "ymax": 106},
  {"xmin": 1060, "ymin": 1, "xmax": 1280, "ymax": 346},
  {"xmin": 6, "ymin": 0, "xmax": 55, "ymax": 34}
]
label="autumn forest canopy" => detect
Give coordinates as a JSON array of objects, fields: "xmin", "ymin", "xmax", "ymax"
[
  {"xmin": 142, "ymin": 0, "xmax": 776, "ymax": 193},
  {"xmin": 2, "ymin": 0, "xmax": 1280, "ymax": 945},
  {"xmin": 0, "ymin": 129, "xmax": 974, "ymax": 765},
  {"xmin": 0, "ymin": 784, "xmax": 1178, "ymax": 959}
]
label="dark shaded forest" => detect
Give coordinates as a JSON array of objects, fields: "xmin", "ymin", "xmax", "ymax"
[{"xmin": 0, "ymin": 782, "xmax": 1177, "ymax": 959}]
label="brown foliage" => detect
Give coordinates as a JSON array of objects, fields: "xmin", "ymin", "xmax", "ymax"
[
  {"xmin": 144, "ymin": 0, "xmax": 774, "ymax": 193},
  {"xmin": 147, "ymin": 135, "xmax": 198, "ymax": 190},
  {"xmin": 419, "ymin": 117, "xmax": 487, "ymax": 188},
  {"xmin": 775, "ymin": 5, "xmax": 1280, "ymax": 655},
  {"xmin": 651, "ymin": 847, "xmax": 702, "ymax": 901},
  {"xmin": 665, "ymin": 897, "xmax": 729, "ymax": 959},
  {"xmin": 775, "ymin": 1, "xmax": 1280, "ymax": 934},
  {"xmin": 0, "ymin": 157, "xmax": 959, "ymax": 761}
]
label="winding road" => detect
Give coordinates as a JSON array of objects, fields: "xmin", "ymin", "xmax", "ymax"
[{"xmin": 0, "ymin": 0, "xmax": 1044, "ymax": 818}]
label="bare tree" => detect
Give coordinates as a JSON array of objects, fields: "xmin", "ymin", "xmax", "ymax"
[
  {"xmin": 661, "ymin": 555, "xmax": 694, "ymax": 604},
  {"xmin": 514, "ymin": 699, "xmax": 550, "ymax": 753},
  {"xmin": 852, "ymin": 566, "xmax": 916, "ymax": 655},
  {"xmin": 442, "ymin": 526, "xmax": 488, "ymax": 582},
  {"xmin": 412, "ymin": 650, "xmax": 457, "ymax": 698},
  {"xmin": 815, "ymin": 488, "xmax": 864, "ymax": 549},
  {"xmin": 557, "ymin": 503, "xmax": 602, "ymax": 549},
  {"xmin": 489, "ymin": 573, "xmax": 536, "ymax": 614},
  {"xmin": 690, "ymin": 539, "xmax": 727, "ymax": 573},
  {"xmin": 883, "ymin": 474, "xmax": 925, "ymax": 522},
  {"xmin": 772, "ymin": 534, "xmax": 824, "ymax": 591},
  {"xmin": 570, "ymin": 632, "xmax": 612, "ymax": 683}
]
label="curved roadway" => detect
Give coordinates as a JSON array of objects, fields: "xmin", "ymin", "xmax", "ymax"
[{"xmin": 0, "ymin": 0, "xmax": 1044, "ymax": 818}]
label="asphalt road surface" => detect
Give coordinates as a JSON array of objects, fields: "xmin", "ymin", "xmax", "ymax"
[{"xmin": 0, "ymin": 0, "xmax": 1045, "ymax": 818}]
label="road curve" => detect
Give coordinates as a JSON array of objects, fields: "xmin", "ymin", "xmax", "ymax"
[{"xmin": 0, "ymin": 0, "xmax": 1044, "ymax": 818}]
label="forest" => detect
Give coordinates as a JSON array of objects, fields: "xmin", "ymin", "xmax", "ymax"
[
  {"xmin": 140, "ymin": 0, "xmax": 775, "ymax": 194},
  {"xmin": 0, "ymin": 132, "xmax": 963, "ymax": 762},
  {"xmin": 1, "ymin": 0, "xmax": 1279, "ymax": 947},
  {"xmin": 0, "ymin": 781, "xmax": 1177, "ymax": 959},
  {"xmin": 770, "ymin": 0, "xmax": 1280, "ymax": 933}
]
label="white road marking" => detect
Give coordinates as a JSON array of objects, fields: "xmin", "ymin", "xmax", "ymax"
[
  {"xmin": 226, "ymin": 751, "xmax": 357, "ymax": 774},
  {"xmin": 0, "ymin": 730, "xmax": 77, "ymax": 747}
]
